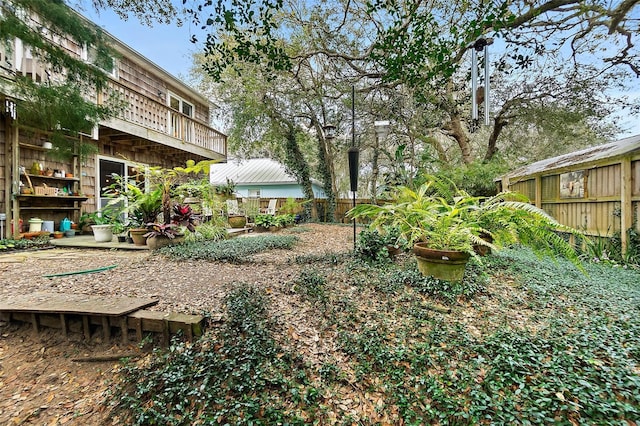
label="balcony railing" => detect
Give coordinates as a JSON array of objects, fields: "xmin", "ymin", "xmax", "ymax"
[
  {"xmin": 1, "ymin": 40, "xmax": 227, "ymax": 158},
  {"xmin": 101, "ymin": 80, "xmax": 227, "ymax": 157}
]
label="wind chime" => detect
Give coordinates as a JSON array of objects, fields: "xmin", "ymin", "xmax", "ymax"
[{"xmin": 469, "ymin": 37, "xmax": 493, "ymax": 129}]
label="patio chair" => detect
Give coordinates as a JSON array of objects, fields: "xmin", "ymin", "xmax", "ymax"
[
  {"xmin": 225, "ymin": 199, "xmax": 245, "ymax": 217},
  {"xmin": 242, "ymin": 197, "xmax": 261, "ymax": 223},
  {"xmin": 264, "ymin": 199, "xmax": 278, "ymax": 215}
]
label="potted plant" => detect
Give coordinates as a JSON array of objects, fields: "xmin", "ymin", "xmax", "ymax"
[
  {"xmin": 355, "ymin": 225, "xmax": 407, "ymax": 262},
  {"xmin": 143, "ymin": 223, "xmax": 184, "ymax": 250},
  {"xmin": 227, "ymin": 214, "xmax": 247, "ymax": 229},
  {"xmin": 254, "ymin": 213, "xmax": 278, "ymax": 232},
  {"xmin": 82, "ymin": 210, "xmax": 116, "ymax": 243},
  {"xmin": 214, "ymin": 178, "xmax": 236, "ymax": 200},
  {"xmin": 122, "ymin": 187, "xmax": 163, "ymax": 246},
  {"xmin": 347, "ymin": 176, "xmax": 583, "ymax": 282},
  {"xmin": 171, "ymin": 204, "xmax": 198, "ymax": 232},
  {"xmin": 111, "ymin": 220, "xmax": 128, "ymax": 243}
]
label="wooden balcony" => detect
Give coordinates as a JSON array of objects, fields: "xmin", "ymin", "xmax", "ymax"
[
  {"xmin": 98, "ymin": 80, "xmax": 227, "ymax": 159},
  {"xmin": 1, "ymin": 33, "xmax": 227, "ymax": 159}
]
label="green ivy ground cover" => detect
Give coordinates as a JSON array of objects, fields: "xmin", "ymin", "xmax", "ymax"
[{"xmin": 111, "ymin": 243, "xmax": 640, "ymax": 425}]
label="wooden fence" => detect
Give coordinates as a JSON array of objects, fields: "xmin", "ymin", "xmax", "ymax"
[{"xmin": 252, "ymin": 198, "xmax": 373, "ymax": 223}]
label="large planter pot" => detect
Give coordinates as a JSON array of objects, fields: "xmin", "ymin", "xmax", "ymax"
[
  {"xmin": 129, "ymin": 228, "xmax": 148, "ymax": 246},
  {"xmin": 90, "ymin": 224, "xmax": 113, "ymax": 243},
  {"xmin": 413, "ymin": 242, "xmax": 470, "ymax": 283},
  {"xmin": 147, "ymin": 235, "xmax": 185, "ymax": 250},
  {"xmin": 228, "ymin": 215, "xmax": 247, "ymax": 228},
  {"xmin": 473, "ymin": 232, "xmax": 494, "ymax": 257}
]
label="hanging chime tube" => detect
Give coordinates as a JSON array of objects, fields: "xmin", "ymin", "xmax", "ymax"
[
  {"xmin": 471, "ymin": 48, "xmax": 478, "ymax": 120},
  {"xmin": 484, "ymin": 44, "xmax": 490, "ymax": 126}
]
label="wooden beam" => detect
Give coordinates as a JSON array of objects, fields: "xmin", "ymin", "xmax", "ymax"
[
  {"xmin": 620, "ymin": 156, "xmax": 632, "ymax": 254},
  {"xmin": 60, "ymin": 313, "xmax": 67, "ymax": 337},
  {"xmin": 534, "ymin": 175, "xmax": 542, "ymax": 208},
  {"xmin": 10, "ymin": 117, "xmax": 19, "ymax": 238},
  {"xmin": 82, "ymin": 315, "xmax": 91, "ymax": 340},
  {"xmin": 501, "ymin": 176, "xmax": 510, "ymax": 193},
  {"xmin": 3, "ymin": 112, "xmax": 11, "ymax": 239}
]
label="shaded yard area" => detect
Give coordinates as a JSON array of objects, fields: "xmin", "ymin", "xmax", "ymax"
[{"xmin": 1, "ymin": 224, "xmax": 639, "ymax": 424}]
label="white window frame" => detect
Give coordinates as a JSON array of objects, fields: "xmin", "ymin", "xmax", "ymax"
[
  {"xmin": 97, "ymin": 156, "xmax": 149, "ymax": 216},
  {"xmin": 82, "ymin": 43, "xmax": 118, "ymax": 78},
  {"xmin": 168, "ymin": 92, "xmax": 194, "ymax": 118}
]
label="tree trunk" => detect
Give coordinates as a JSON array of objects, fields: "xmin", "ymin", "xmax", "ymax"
[
  {"xmin": 448, "ymin": 114, "xmax": 473, "ymax": 165},
  {"xmin": 283, "ymin": 123, "xmax": 315, "ymax": 219},
  {"xmin": 484, "ymin": 115, "xmax": 508, "ymax": 162},
  {"xmin": 317, "ymin": 133, "xmax": 337, "ymax": 222},
  {"xmin": 416, "ymin": 134, "xmax": 448, "ymax": 163}
]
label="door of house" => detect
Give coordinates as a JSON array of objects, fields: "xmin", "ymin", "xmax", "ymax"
[{"xmin": 97, "ymin": 158, "xmax": 146, "ymax": 214}]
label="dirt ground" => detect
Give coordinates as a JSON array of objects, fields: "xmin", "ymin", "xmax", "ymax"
[{"xmin": 0, "ymin": 223, "xmax": 355, "ymax": 425}]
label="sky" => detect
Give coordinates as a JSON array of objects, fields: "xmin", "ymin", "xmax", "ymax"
[
  {"xmin": 76, "ymin": 3, "xmax": 202, "ymax": 79},
  {"xmin": 76, "ymin": 3, "xmax": 639, "ymax": 138}
]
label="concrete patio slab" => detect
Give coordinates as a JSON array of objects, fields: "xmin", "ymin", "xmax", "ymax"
[{"xmin": 49, "ymin": 228, "xmax": 250, "ymax": 250}]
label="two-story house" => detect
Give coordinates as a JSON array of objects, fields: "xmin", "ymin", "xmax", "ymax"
[{"xmin": 0, "ymin": 5, "xmax": 226, "ymax": 237}]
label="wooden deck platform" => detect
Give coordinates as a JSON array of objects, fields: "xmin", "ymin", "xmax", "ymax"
[
  {"xmin": 0, "ymin": 293, "xmax": 204, "ymax": 344},
  {"xmin": 0, "ymin": 292, "xmax": 159, "ymax": 316}
]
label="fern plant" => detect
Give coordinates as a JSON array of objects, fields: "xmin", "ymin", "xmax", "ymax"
[{"xmin": 347, "ymin": 175, "xmax": 584, "ymax": 264}]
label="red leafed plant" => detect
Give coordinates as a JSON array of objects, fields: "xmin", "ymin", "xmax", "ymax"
[
  {"xmin": 143, "ymin": 223, "xmax": 181, "ymax": 239},
  {"xmin": 171, "ymin": 204, "xmax": 197, "ymax": 232}
]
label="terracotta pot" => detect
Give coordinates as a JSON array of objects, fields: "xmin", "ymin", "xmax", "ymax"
[
  {"xmin": 228, "ymin": 215, "xmax": 247, "ymax": 228},
  {"xmin": 129, "ymin": 228, "xmax": 148, "ymax": 246},
  {"xmin": 473, "ymin": 232, "xmax": 494, "ymax": 257},
  {"xmin": 147, "ymin": 235, "xmax": 184, "ymax": 250},
  {"xmin": 413, "ymin": 242, "xmax": 470, "ymax": 283}
]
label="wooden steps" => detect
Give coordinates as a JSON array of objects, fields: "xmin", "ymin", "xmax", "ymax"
[{"xmin": 0, "ymin": 293, "xmax": 206, "ymax": 344}]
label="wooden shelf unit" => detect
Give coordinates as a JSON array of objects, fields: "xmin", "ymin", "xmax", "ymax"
[
  {"xmin": 22, "ymin": 173, "xmax": 79, "ymax": 182},
  {"xmin": 18, "ymin": 206, "xmax": 83, "ymax": 211},
  {"xmin": 17, "ymin": 173, "xmax": 87, "ymax": 228},
  {"xmin": 17, "ymin": 195, "xmax": 88, "ymax": 201}
]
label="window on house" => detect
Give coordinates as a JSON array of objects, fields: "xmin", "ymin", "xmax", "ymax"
[
  {"xmin": 81, "ymin": 43, "xmax": 117, "ymax": 78},
  {"xmin": 98, "ymin": 158, "xmax": 147, "ymax": 219},
  {"xmin": 182, "ymin": 102, "xmax": 193, "ymax": 117},
  {"xmin": 168, "ymin": 93, "xmax": 194, "ymax": 118},
  {"xmin": 248, "ymin": 189, "xmax": 261, "ymax": 198}
]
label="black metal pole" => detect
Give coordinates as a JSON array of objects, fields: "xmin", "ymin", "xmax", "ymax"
[
  {"xmin": 351, "ymin": 85, "xmax": 356, "ymax": 250},
  {"xmin": 349, "ymin": 147, "xmax": 359, "ymax": 249}
]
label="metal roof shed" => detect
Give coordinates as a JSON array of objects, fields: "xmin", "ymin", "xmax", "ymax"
[
  {"xmin": 499, "ymin": 134, "xmax": 640, "ymax": 253},
  {"xmin": 209, "ymin": 158, "xmax": 325, "ymax": 199}
]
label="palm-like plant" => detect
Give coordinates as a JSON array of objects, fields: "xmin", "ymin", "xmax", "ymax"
[{"xmin": 347, "ymin": 175, "xmax": 584, "ymax": 264}]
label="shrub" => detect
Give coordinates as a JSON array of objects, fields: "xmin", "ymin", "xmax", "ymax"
[
  {"xmin": 158, "ymin": 234, "xmax": 298, "ymax": 262},
  {"xmin": 254, "ymin": 213, "xmax": 278, "ymax": 228},
  {"xmin": 0, "ymin": 237, "xmax": 50, "ymax": 251},
  {"xmin": 112, "ymin": 284, "xmax": 309, "ymax": 425},
  {"xmin": 184, "ymin": 222, "xmax": 227, "ymax": 243},
  {"xmin": 355, "ymin": 226, "xmax": 405, "ymax": 263},
  {"xmin": 294, "ymin": 269, "xmax": 329, "ymax": 307}
]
